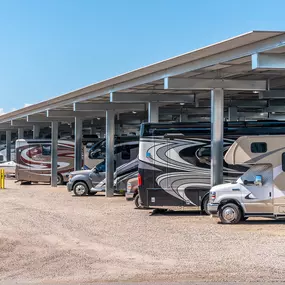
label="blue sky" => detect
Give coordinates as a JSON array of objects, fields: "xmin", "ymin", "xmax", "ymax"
[{"xmin": 0, "ymin": 0, "xmax": 285, "ymax": 114}]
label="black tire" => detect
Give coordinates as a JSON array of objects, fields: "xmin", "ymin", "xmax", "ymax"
[
  {"xmin": 73, "ymin": 182, "xmax": 88, "ymax": 196},
  {"xmin": 202, "ymin": 195, "xmax": 210, "ymax": 215},
  {"xmin": 134, "ymin": 194, "xmax": 144, "ymax": 209},
  {"xmin": 219, "ymin": 203, "xmax": 242, "ymax": 224},
  {"xmin": 57, "ymin": 174, "xmax": 64, "ymax": 185}
]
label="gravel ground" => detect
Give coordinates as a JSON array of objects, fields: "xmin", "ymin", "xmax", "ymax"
[{"xmin": 0, "ymin": 179, "xmax": 285, "ymax": 284}]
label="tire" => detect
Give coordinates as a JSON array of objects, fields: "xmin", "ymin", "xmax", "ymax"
[
  {"xmin": 134, "ymin": 194, "xmax": 144, "ymax": 209},
  {"xmin": 88, "ymin": 191, "xmax": 97, "ymax": 196},
  {"xmin": 57, "ymin": 174, "xmax": 64, "ymax": 185},
  {"xmin": 202, "ymin": 195, "xmax": 210, "ymax": 215},
  {"xmin": 219, "ymin": 203, "xmax": 242, "ymax": 224},
  {"xmin": 73, "ymin": 182, "xmax": 88, "ymax": 196}
]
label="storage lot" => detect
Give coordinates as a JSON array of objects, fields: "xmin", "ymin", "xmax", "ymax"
[{"xmin": 0, "ymin": 180, "xmax": 285, "ymax": 284}]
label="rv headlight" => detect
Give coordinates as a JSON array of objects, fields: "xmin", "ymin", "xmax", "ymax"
[{"xmin": 210, "ymin": 191, "xmax": 216, "ymax": 202}]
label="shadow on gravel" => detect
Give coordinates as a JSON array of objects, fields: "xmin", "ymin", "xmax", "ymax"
[
  {"xmin": 72, "ymin": 194, "xmax": 124, "ymax": 198},
  {"xmin": 150, "ymin": 209, "xmax": 202, "ymax": 216},
  {"xmin": 243, "ymin": 219, "xmax": 285, "ymax": 225}
]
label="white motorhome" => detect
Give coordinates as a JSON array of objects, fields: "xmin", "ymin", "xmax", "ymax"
[{"xmin": 208, "ymin": 135, "xmax": 285, "ymax": 224}]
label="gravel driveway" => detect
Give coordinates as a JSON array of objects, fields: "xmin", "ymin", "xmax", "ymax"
[{"xmin": 0, "ymin": 180, "xmax": 285, "ymax": 284}]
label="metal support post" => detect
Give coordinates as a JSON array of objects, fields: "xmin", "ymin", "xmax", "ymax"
[
  {"xmin": 33, "ymin": 125, "xmax": 40, "ymax": 139},
  {"xmin": 211, "ymin": 88, "xmax": 224, "ymax": 187},
  {"xmin": 105, "ymin": 110, "xmax": 115, "ymax": 197},
  {"xmin": 148, "ymin": 102, "xmax": 159, "ymax": 123},
  {"xmin": 180, "ymin": 113, "xmax": 188, "ymax": 122},
  {"xmin": 6, "ymin": 130, "xmax": 11, "ymax": 162},
  {"xmin": 18, "ymin": 128, "xmax": 24, "ymax": 139},
  {"xmin": 228, "ymin": 107, "xmax": 238, "ymax": 121},
  {"xmin": 74, "ymin": 117, "xmax": 82, "ymax": 171},
  {"xmin": 51, "ymin": 121, "xmax": 58, "ymax": 187}
]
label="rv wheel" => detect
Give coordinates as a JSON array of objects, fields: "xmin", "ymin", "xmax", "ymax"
[
  {"xmin": 134, "ymin": 194, "xmax": 144, "ymax": 209},
  {"xmin": 202, "ymin": 195, "xmax": 210, "ymax": 215},
  {"xmin": 57, "ymin": 174, "xmax": 64, "ymax": 185},
  {"xmin": 73, "ymin": 182, "xmax": 88, "ymax": 196},
  {"xmin": 219, "ymin": 203, "xmax": 242, "ymax": 224}
]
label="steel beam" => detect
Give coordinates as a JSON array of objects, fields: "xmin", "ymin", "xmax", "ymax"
[
  {"xmin": 74, "ymin": 102, "xmax": 145, "ymax": 112},
  {"xmin": 265, "ymin": 106, "xmax": 285, "ymax": 112},
  {"xmin": 11, "ymin": 120, "xmax": 36, "ymax": 127},
  {"xmin": 6, "ymin": 130, "xmax": 11, "ymax": 162},
  {"xmin": 51, "ymin": 121, "xmax": 58, "ymax": 187},
  {"xmin": 27, "ymin": 115, "xmax": 74, "ymax": 123},
  {"xmin": 18, "ymin": 128, "xmax": 24, "ymax": 139},
  {"xmin": 252, "ymin": 53, "xmax": 285, "ymax": 69},
  {"xmin": 211, "ymin": 88, "xmax": 224, "ymax": 187},
  {"xmin": 148, "ymin": 102, "xmax": 159, "ymax": 123},
  {"xmin": 33, "ymin": 125, "xmax": 40, "ymax": 139},
  {"xmin": 47, "ymin": 110, "xmax": 105, "ymax": 118},
  {"xmin": 74, "ymin": 117, "xmax": 82, "ymax": 171},
  {"xmin": 164, "ymin": 77, "xmax": 267, "ymax": 91},
  {"xmin": 228, "ymin": 107, "xmax": 238, "ymax": 121},
  {"xmin": 259, "ymin": 90, "xmax": 285, "ymax": 99},
  {"xmin": 105, "ymin": 110, "xmax": 115, "ymax": 197},
  {"xmin": 110, "ymin": 92, "xmax": 194, "ymax": 103}
]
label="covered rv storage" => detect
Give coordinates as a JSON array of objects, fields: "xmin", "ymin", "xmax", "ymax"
[{"xmin": 2, "ymin": 31, "xmax": 285, "ymax": 193}]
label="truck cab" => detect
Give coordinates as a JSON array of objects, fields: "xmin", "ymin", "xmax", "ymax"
[{"xmin": 208, "ymin": 135, "xmax": 285, "ymax": 224}]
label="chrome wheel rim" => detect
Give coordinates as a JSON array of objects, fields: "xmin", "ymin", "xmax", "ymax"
[
  {"xmin": 222, "ymin": 207, "xmax": 237, "ymax": 222},
  {"xmin": 75, "ymin": 185, "xmax": 86, "ymax": 195}
]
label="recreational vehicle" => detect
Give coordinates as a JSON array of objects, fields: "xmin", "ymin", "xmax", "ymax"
[
  {"xmin": 67, "ymin": 136, "xmax": 139, "ymax": 196},
  {"xmin": 16, "ymin": 139, "xmax": 75, "ymax": 184},
  {"xmin": 208, "ymin": 135, "xmax": 285, "ymax": 223},
  {"xmin": 138, "ymin": 121, "xmax": 285, "ymax": 213}
]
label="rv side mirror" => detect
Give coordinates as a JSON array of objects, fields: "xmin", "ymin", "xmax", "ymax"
[{"xmin": 254, "ymin": 175, "xmax": 263, "ymax": 186}]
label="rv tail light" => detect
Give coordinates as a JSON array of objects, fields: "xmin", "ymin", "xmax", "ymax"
[{"xmin": 138, "ymin": 173, "xmax": 142, "ymax": 187}]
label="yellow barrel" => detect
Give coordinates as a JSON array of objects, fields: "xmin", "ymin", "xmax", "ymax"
[{"xmin": 0, "ymin": 169, "xmax": 5, "ymax": 189}]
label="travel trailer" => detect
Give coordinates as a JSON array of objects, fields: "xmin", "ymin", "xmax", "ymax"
[
  {"xmin": 138, "ymin": 121, "xmax": 285, "ymax": 213},
  {"xmin": 16, "ymin": 139, "xmax": 75, "ymax": 184},
  {"xmin": 67, "ymin": 137, "xmax": 139, "ymax": 195},
  {"xmin": 208, "ymin": 135, "xmax": 285, "ymax": 223}
]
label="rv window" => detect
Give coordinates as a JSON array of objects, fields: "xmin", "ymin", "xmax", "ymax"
[
  {"xmin": 282, "ymin": 153, "xmax": 285, "ymax": 172},
  {"xmin": 121, "ymin": 146, "xmax": 131, "ymax": 160},
  {"xmin": 251, "ymin": 142, "xmax": 267, "ymax": 153},
  {"xmin": 42, "ymin": 145, "xmax": 51, "ymax": 156}
]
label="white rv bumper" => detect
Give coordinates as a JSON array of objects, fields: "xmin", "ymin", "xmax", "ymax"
[{"xmin": 207, "ymin": 203, "xmax": 219, "ymax": 215}]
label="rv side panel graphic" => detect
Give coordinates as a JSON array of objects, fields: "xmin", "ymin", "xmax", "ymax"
[{"xmin": 16, "ymin": 139, "xmax": 74, "ymax": 184}]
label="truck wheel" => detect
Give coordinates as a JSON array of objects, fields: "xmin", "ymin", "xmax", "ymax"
[
  {"xmin": 134, "ymin": 194, "xmax": 143, "ymax": 209},
  {"xmin": 57, "ymin": 174, "xmax": 64, "ymax": 185},
  {"xmin": 219, "ymin": 203, "xmax": 242, "ymax": 224},
  {"xmin": 73, "ymin": 182, "xmax": 88, "ymax": 196},
  {"xmin": 202, "ymin": 195, "xmax": 210, "ymax": 215}
]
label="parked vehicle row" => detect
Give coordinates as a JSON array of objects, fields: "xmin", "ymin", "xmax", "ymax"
[{"xmin": 14, "ymin": 120, "xmax": 285, "ymax": 223}]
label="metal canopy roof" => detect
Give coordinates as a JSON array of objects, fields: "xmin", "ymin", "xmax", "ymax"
[{"xmin": 2, "ymin": 30, "xmax": 285, "ymax": 124}]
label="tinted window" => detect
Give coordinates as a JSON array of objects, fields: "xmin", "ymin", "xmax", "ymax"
[
  {"xmin": 251, "ymin": 142, "xmax": 267, "ymax": 153},
  {"xmin": 121, "ymin": 145, "xmax": 131, "ymax": 160},
  {"xmin": 42, "ymin": 145, "xmax": 51, "ymax": 156},
  {"xmin": 282, "ymin": 153, "xmax": 285, "ymax": 172}
]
